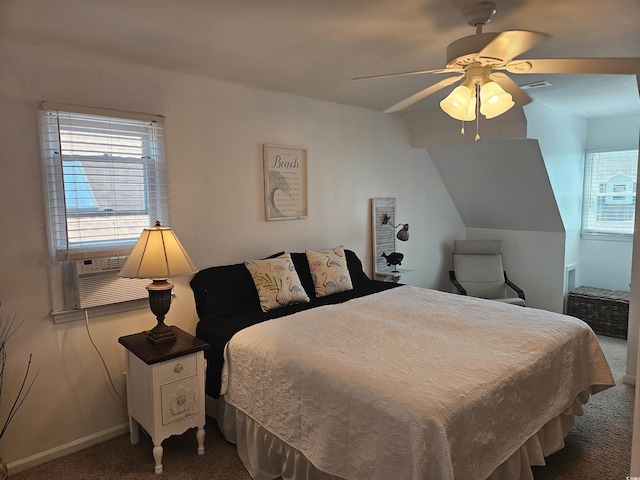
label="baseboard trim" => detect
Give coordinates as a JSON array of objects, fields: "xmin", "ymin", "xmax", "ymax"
[
  {"xmin": 623, "ymin": 373, "xmax": 637, "ymax": 386},
  {"xmin": 7, "ymin": 423, "xmax": 128, "ymax": 476}
]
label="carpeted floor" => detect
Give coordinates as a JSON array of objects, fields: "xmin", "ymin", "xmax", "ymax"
[
  {"xmin": 12, "ymin": 420, "xmax": 251, "ymax": 480},
  {"xmin": 11, "ymin": 335, "xmax": 633, "ymax": 480}
]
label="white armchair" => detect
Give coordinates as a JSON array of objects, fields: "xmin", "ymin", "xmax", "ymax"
[{"xmin": 449, "ymin": 239, "xmax": 525, "ymax": 306}]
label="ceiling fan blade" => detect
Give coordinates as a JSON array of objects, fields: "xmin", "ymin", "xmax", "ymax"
[
  {"xmin": 489, "ymin": 72, "xmax": 532, "ymax": 106},
  {"xmin": 352, "ymin": 67, "xmax": 463, "ymax": 81},
  {"xmin": 384, "ymin": 74, "xmax": 464, "ymax": 113},
  {"xmin": 478, "ymin": 30, "xmax": 550, "ymax": 64},
  {"xmin": 506, "ymin": 57, "xmax": 640, "ymax": 74}
]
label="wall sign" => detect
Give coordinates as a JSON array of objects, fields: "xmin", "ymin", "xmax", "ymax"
[{"xmin": 263, "ymin": 144, "xmax": 308, "ymax": 221}]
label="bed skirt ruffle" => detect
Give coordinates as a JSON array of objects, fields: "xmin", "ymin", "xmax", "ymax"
[{"xmin": 207, "ymin": 391, "xmax": 590, "ymax": 480}]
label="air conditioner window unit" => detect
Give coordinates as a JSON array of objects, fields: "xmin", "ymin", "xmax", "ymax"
[{"xmin": 75, "ymin": 256, "xmax": 148, "ymax": 309}]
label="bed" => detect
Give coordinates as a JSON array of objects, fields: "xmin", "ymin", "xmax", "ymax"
[{"xmin": 190, "ymin": 247, "xmax": 614, "ymax": 480}]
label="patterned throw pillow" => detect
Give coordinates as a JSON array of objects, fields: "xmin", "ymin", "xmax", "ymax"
[
  {"xmin": 305, "ymin": 245, "xmax": 353, "ymax": 297},
  {"xmin": 244, "ymin": 253, "xmax": 310, "ymax": 312}
]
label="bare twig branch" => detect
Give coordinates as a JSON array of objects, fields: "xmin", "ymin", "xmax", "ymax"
[
  {"xmin": 0, "ymin": 354, "xmax": 39, "ymax": 438},
  {"xmin": 0, "ymin": 307, "xmax": 38, "ymax": 439}
]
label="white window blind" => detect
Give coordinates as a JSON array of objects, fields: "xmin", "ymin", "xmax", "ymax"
[
  {"xmin": 40, "ymin": 103, "xmax": 168, "ymax": 260},
  {"xmin": 582, "ymin": 149, "xmax": 638, "ymax": 235}
]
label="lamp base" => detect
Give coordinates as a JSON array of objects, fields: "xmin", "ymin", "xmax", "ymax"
[
  {"xmin": 146, "ymin": 280, "xmax": 177, "ymax": 345},
  {"xmin": 146, "ymin": 325, "xmax": 176, "ymax": 344}
]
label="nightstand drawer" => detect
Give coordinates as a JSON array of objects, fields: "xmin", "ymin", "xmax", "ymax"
[
  {"xmin": 161, "ymin": 377, "xmax": 199, "ymax": 425},
  {"xmin": 157, "ymin": 356, "xmax": 197, "ymax": 384}
]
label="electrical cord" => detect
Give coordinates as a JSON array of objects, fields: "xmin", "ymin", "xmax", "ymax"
[{"xmin": 84, "ymin": 310, "xmax": 124, "ymax": 407}]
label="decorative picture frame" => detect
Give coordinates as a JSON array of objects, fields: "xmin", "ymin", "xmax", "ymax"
[
  {"xmin": 371, "ymin": 198, "xmax": 397, "ymax": 273},
  {"xmin": 263, "ymin": 144, "xmax": 308, "ymax": 221}
]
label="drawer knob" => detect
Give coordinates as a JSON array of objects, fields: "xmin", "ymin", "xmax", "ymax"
[{"xmin": 174, "ymin": 363, "xmax": 184, "ymax": 373}]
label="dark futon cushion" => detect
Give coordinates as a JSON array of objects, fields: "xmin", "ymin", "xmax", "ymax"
[{"xmin": 189, "ymin": 262, "xmax": 261, "ymax": 321}]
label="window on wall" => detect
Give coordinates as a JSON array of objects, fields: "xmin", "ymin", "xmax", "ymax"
[
  {"xmin": 40, "ymin": 102, "xmax": 168, "ymax": 260},
  {"xmin": 582, "ymin": 149, "xmax": 638, "ymax": 236},
  {"xmin": 39, "ymin": 103, "xmax": 168, "ymax": 319}
]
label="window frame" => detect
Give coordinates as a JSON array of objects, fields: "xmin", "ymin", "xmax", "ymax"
[
  {"xmin": 38, "ymin": 102, "xmax": 169, "ymax": 320},
  {"xmin": 581, "ymin": 148, "xmax": 638, "ymax": 237},
  {"xmin": 39, "ymin": 102, "xmax": 168, "ymax": 261}
]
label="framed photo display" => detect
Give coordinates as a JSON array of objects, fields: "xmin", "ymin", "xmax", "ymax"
[{"xmin": 263, "ymin": 144, "xmax": 308, "ymax": 221}]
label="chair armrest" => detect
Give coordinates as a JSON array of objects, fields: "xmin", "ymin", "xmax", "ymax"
[
  {"xmin": 449, "ymin": 271, "xmax": 467, "ymax": 295},
  {"xmin": 503, "ymin": 271, "xmax": 525, "ymax": 301}
]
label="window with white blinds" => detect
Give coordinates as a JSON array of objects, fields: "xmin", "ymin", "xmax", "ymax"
[
  {"xmin": 40, "ymin": 103, "xmax": 168, "ymax": 260},
  {"xmin": 582, "ymin": 149, "xmax": 638, "ymax": 235}
]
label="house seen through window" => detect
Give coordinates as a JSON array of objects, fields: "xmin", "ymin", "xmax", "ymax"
[{"xmin": 582, "ymin": 149, "xmax": 638, "ymax": 236}]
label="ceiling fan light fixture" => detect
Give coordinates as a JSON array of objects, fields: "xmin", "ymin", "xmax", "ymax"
[
  {"xmin": 440, "ymin": 84, "xmax": 476, "ymax": 121},
  {"xmin": 364, "ymin": 0, "xmax": 630, "ymax": 120},
  {"xmin": 479, "ymin": 81, "xmax": 514, "ymax": 119}
]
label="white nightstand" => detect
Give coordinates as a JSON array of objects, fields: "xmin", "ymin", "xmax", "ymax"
[{"xmin": 119, "ymin": 327, "xmax": 210, "ymax": 474}]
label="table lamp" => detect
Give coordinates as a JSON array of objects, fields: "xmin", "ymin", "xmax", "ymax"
[
  {"xmin": 119, "ymin": 221, "xmax": 198, "ymax": 344},
  {"xmin": 381, "ymin": 214, "xmax": 410, "ymax": 241}
]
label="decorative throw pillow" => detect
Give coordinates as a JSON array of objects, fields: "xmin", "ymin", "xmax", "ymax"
[
  {"xmin": 244, "ymin": 253, "xmax": 310, "ymax": 312},
  {"xmin": 305, "ymin": 245, "xmax": 353, "ymax": 297}
]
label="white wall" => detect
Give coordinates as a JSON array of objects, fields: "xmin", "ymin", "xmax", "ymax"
[
  {"xmin": 581, "ymin": 237, "xmax": 633, "ymax": 291},
  {"xmin": 587, "ymin": 115, "xmax": 640, "ymax": 151},
  {"xmin": 0, "ymin": 39, "xmax": 465, "ymax": 472},
  {"xmin": 524, "ymin": 102, "xmax": 586, "ymax": 301},
  {"xmin": 581, "ymin": 114, "xmax": 639, "ymax": 292},
  {"xmin": 580, "ymin": 114, "xmax": 640, "ymax": 292},
  {"xmin": 626, "ymin": 122, "xmax": 640, "ymax": 474}
]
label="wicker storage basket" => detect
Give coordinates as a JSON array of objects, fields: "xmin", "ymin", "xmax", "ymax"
[{"xmin": 566, "ymin": 286, "xmax": 629, "ymax": 339}]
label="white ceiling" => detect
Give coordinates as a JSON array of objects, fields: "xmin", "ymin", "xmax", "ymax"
[{"xmin": 1, "ymin": 0, "xmax": 639, "ymax": 119}]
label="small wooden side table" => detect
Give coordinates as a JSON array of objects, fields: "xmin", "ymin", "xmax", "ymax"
[{"xmin": 119, "ymin": 326, "xmax": 210, "ymax": 474}]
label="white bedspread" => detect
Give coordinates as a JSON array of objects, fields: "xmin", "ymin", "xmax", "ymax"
[{"xmin": 222, "ymin": 286, "xmax": 614, "ymax": 480}]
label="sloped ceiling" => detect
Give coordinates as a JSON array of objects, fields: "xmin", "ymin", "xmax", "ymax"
[{"xmin": 428, "ymin": 139, "xmax": 565, "ymax": 232}]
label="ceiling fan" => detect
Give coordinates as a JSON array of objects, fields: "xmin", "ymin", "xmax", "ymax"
[{"xmin": 355, "ymin": 1, "xmax": 640, "ymax": 120}]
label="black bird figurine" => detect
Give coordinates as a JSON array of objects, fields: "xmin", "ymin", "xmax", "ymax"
[{"xmin": 381, "ymin": 251, "xmax": 404, "ymax": 267}]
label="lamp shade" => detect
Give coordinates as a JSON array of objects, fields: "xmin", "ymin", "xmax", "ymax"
[
  {"xmin": 396, "ymin": 224, "xmax": 409, "ymax": 241},
  {"xmin": 440, "ymin": 84, "xmax": 476, "ymax": 121},
  {"xmin": 479, "ymin": 81, "xmax": 514, "ymax": 119},
  {"xmin": 118, "ymin": 222, "xmax": 198, "ymax": 280}
]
